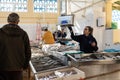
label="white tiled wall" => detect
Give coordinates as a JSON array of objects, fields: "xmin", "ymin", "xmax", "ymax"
[{"xmin": 0, "ymin": 24, "xmax": 57, "ymax": 41}]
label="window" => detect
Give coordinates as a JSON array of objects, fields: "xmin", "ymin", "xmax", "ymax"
[
  {"xmin": 112, "ymin": 10, "xmax": 120, "ymax": 29},
  {"xmin": 34, "ymin": 0, "xmax": 57, "ymax": 13},
  {"xmin": 60, "ymin": 0, "xmax": 66, "ymax": 14},
  {"xmin": 0, "ymin": 0, "xmax": 27, "ymax": 12},
  {"xmin": 112, "ymin": 0, "xmax": 120, "ymax": 29}
]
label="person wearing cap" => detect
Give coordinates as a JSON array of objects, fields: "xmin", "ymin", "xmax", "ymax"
[
  {"xmin": 0, "ymin": 13, "xmax": 31, "ymax": 80},
  {"xmin": 42, "ymin": 28, "xmax": 55, "ymax": 44}
]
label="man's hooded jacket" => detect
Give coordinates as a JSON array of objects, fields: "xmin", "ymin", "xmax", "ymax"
[{"xmin": 0, "ymin": 24, "xmax": 31, "ymax": 71}]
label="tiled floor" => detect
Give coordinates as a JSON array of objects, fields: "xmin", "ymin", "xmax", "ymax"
[
  {"xmin": 23, "ymin": 70, "xmax": 34, "ymax": 80},
  {"xmin": 23, "ymin": 74, "xmax": 33, "ymax": 80}
]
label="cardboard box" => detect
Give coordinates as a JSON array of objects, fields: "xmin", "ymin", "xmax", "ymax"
[{"xmin": 35, "ymin": 67, "xmax": 85, "ymax": 80}]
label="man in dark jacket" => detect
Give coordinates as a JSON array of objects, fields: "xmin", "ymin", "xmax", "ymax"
[
  {"xmin": 0, "ymin": 13, "xmax": 31, "ymax": 80},
  {"xmin": 57, "ymin": 29, "xmax": 67, "ymax": 38},
  {"xmin": 68, "ymin": 26, "xmax": 98, "ymax": 53}
]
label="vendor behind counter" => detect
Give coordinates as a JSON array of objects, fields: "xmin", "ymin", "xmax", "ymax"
[
  {"xmin": 68, "ymin": 26, "xmax": 98, "ymax": 53},
  {"xmin": 53, "ymin": 28, "xmax": 73, "ymax": 45},
  {"xmin": 42, "ymin": 27, "xmax": 55, "ymax": 44},
  {"xmin": 53, "ymin": 29, "xmax": 67, "ymax": 40}
]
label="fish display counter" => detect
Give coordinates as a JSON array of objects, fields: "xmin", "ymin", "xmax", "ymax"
[
  {"xmin": 31, "ymin": 46, "xmax": 44, "ymax": 57},
  {"xmin": 30, "ymin": 55, "xmax": 68, "ymax": 74},
  {"xmin": 34, "ymin": 67, "xmax": 85, "ymax": 80},
  {"xmin": 67, "ymin": 52, "xmax": 120, "ymax": 67}
]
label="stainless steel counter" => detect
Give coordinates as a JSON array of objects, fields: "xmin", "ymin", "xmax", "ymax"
[
  {"xmin": 67, "ymin": 53, "xmax": 120, "ymax": 67},
  {"xmin": 30, "ymin": 55, "xmax": 68, "ymax": 74}
]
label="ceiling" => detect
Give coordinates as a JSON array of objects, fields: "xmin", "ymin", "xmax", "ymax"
[
  {"xmin": 112, "ymin": 0, "xmax": 120, "ymax": 10},
  {"xmin": 61, "ymin": 0, "xmax": 120, "ymax": 13},
  {"xmin": 68, "ymin": 0, "xmax": 104, "ymax": 13}
]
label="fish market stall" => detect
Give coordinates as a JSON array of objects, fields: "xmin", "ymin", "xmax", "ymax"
[
  {"xmin": 31, "ymin": 46, "xmax": 44, "ymax": 57},
  {"xmin": 67, "ymin": 52, "xmax": 120, "ymax": 80},
  {"xmin": 35, "ymin": 67, "xmax": 85, "ymax": 80},
  {"xmin": 67, "ymin": 52, "xmax": 120, "ymax": 67},
  {"xmin": 28, "ymin": 46, "xmax": 45, "ymax": 80},
  {"xmin": 30, "ymin": 44, "xmax": 86, "ymax": 80},
  {"xmin": 41, "ymin": 42, "xmax": 80, "ymax": 65},
  {"xmin": 30, "ymin": 55, "xmax": 68, "ymax": 74},
  {"xmin": 41, "ymin": 41, "xmax": 80, "ymax": 55}
]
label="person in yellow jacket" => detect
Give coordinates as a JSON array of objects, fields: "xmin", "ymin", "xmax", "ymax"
[{"xmin": 42, "ymin": 28, "xmax": 55, "ymax": 44}]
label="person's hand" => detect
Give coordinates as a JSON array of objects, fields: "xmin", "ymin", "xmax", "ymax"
[{"xmin": 91, "ymin": 42, "xmax": 96, "ymax": 47}]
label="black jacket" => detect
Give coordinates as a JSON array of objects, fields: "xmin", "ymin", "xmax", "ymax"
[
  {"xmin": 68, "ymin": 27, "xmax": 98, "ymax": 53},
  {"xmin": 57, "ymin": 31, "xmax": 67, "ymax": 38},
  {"xmin": 0, "ymin": 24, "xmax": 31, "ymax": 71}
]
